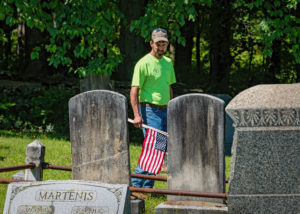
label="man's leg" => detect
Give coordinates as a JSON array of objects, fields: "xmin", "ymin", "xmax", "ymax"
[{"xmin": 131, "ymin": 105, "xmax": 156, "ymax": 188}]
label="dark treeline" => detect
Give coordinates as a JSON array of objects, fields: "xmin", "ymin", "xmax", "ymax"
[{"xmin": 0, "ymin": 0, "xmax": 299, "ymax": 133}]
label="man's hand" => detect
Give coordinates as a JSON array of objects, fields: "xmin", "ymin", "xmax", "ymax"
[{"xmin": 133, "ymin": 115, "xmax": 144, "ymax": 129}]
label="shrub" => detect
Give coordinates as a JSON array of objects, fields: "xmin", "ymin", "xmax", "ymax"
[{"xmin": 0, "ymin": 86, "xmax": 76, "ymax": 134}]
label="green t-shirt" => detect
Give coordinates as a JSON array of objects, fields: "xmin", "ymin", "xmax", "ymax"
[{"xmin": 131, "ymin": 53, "xmax": 176, "ymax": 105}]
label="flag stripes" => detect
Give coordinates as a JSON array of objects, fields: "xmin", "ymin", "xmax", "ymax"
[{"xmin": 138, "ymin": 129, "xmax": 167, "ymax": 174}]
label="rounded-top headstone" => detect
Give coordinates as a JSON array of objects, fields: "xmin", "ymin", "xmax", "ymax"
[
  {"xmin": 69, "ymin": 90, "xmax": 130, "ymax": 185},
  {"xmin": 167, "ymin": 93, "xmax": 225, "ymax": 202}
]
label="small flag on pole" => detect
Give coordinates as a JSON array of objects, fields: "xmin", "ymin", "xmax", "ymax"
[{"xmin": 138, "ymin": 129, "xmax": 167, "ymax": 174}]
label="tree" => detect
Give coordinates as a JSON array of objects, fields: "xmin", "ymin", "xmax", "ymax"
[
  {"xmin": 174, "ymin": 20, "xmax": 194, "ymax": 82},
  {"xmin": 1, "ymin": 0, "xmax": 299, "ymax": 92},
  {"xmin": 117, "ymin": 0, "xmax": 148, "ymax": 81},
  {"xmin": 250, "ymin": 0, "xmax": 299, "ymax": 82},
  {"xmin": 1, "ymin": 0, "xmax": 122, "ymax": 89},
  {"xmin": 207, "ymin": 0, "xmax": 233, "ymax": 93}
]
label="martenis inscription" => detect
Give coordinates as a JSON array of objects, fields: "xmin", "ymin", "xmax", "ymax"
[{"xmin": 36, "ymin": 190, "xmax": 96, "ymax": 202}]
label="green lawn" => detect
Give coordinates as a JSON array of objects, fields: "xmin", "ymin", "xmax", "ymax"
[{"xmin": 0, "ymin": 130, "xmax": 231, "ymax": 213}]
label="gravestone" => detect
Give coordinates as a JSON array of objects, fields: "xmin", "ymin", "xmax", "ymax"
[
  {"xmin": 69, "ymin": 90, "xmax": 130, "ymax": 185},
  {"xmin": 24, "ymin": 140, "xmax": 45, "ymax": 181},
  {"xmin": 226, "ymin": 84, "xmax": 300, "ymax": 213},
  {"xmin": 4, "ymin": 180, "xmax": 130, "ymax": 214},
  {"xmin": 212, "ymin": 94, "xmax": 234, "ymax": 156},
  {"xmin": 156, "ymin": 94, "xmax": 227, "ymax": 213},
  {"xmin": 12, "ymin": 140, "xmax": 46, "ymax": 181},
  {"xmin": 167, "ymin": 94, "xmax": 225, "ymax": 202}
]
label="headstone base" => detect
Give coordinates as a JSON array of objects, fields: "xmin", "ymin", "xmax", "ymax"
[
  {"xmin": 155, "ymin": 201, "xmax": 228, "ymax": 214},
  {"xmin": 228, "ymin": 194, "xmax": 300, "ymax": 213},
  {"xmin": 131, "ymin": 199, "xmax": 145, "ymax": 214}
]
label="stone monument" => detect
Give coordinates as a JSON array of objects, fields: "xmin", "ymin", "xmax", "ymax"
[
  {"xmin": 156, "ymin": 94, "xmax": 227, "ymax": 213},
  {"xmin": 69, "ymin": 90, "xmax": 130, "ymax": 185},
  {"xmin": 4, "ymin": 180, "xmax": 130, "ymax": 214},
  {"xmin": 226, "ymin": 84, "xmax": 300, "ymax": 213}
]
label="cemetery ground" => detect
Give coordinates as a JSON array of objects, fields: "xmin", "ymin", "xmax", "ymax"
[{"xmin": 0, "ymin": 130, "xmax": 231, "ymax": 213}]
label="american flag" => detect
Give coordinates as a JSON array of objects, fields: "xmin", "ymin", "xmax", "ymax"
[{"xmin": 138, "ymin": 129, "xmax": 167, "ymax": 174}]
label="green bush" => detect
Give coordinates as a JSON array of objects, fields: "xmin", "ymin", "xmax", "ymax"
[
  {"xmin": 0, "ymin": 86, "xmax": 76, "ymax": 135},
  {"xmin": 30, "ymin": 87, "xmax": 76, "ymax": 134}
]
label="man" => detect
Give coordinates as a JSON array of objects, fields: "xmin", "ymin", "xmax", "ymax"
[{"xmin": 130, "ymin": 28, "xmax": 176, "ymax": 188}]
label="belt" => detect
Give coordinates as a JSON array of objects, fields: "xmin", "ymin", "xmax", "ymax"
[{"xmin": 140, "ymin": 102, "xmax": 167, "ymax": 109}]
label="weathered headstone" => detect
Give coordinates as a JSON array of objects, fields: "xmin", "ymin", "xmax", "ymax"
[
  {"xmin": 167, "ymin": 94, "xmax": 225, "ymax": 202},
  {"xmin": 226, "ymin": 84, "xmax": 300, "ymax": 213},
  {"xmin": 4, "ymin": 180, "xmax": 130, "ymax": 214},
  {"xmin": 69, "ymin": 90, "xmax": 130, "ymax": 185},
  {"xmin": 12, "ymin": 140, "xmax": 46, "ymax": 181},
  {"xmin": 212, "ymin": 94, "xmax": 234, "ymax": 156},
  {"xmin": 156, "ymin": 94, "xmax": 227, "ymax": 213},
  {"xmin": 24, "ymin": 140, "xmax": 45, "ymax": 181}
]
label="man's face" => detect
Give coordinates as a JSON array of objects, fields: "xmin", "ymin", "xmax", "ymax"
[{"xmin": 150, "ymin": 41, "xmax": 168, "ymax": 58}]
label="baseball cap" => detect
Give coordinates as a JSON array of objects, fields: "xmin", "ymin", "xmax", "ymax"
[{"xmin": 151, "ymin": 28, "xmax": 168, "ymax": 43}]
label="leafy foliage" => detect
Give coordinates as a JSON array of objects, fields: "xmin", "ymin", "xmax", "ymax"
[
  {"xmin": 0, "ymin": 0, "xmax": 122, "ymax": 77},
  {"xmin": 236, "ymin": 0, "xmax": 299, "ymax": 63},
  {"xmin": 130, "ymin": 0, "xmax": 210, "ymax": 46},
  {"xmin": 0, "ymin": 0, "xmax": 298, "ymax": 81}
]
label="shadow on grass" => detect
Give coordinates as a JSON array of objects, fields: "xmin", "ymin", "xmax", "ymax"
[{"xmin": 0, "ymin": 130, "xmax": 69, "ymax": 141}]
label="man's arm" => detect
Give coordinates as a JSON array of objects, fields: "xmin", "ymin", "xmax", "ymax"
[{"xmin": 130, "ymin": 86, "xmax": 143, "ymax": 128}]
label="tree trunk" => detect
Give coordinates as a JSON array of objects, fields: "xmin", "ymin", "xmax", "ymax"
[
  {"xmin": 208, "ymin": 0, "xmax": 233, "ymax": 93},
  {"xmin": 196, "ymin": 26, "xmax": 201, "ymax": 74},
  {"xmin": 116, "ymin": 0, "xmax": 148, "ymax": 81},
  {"xmin": 195, "ymin": 5, "xmax": 201, "ymax": 74},
  {"xmin": 23, "ymin": 26, "xmax": 49, "ymax": 81},
  {"xmin": 174, "ymin": 20, "xmax": 194, "ymax": 83},
  {"xmin": 0, "ymin": 21, "xmax": 12, "ymax": 69},
  {"xmin": 265, "ymin": 39, "xmax": 281, "ymax": 83},
  {"xmin": 296, "ymin": 63, "xmax": 300, "ymax": 82},
  {"xmin": 80, "ymin": 73, "xmax": 112, "ymax": 92},
  {"xmin": 17, "ymin": 23, "xmax": 26, "ymax": 70}
]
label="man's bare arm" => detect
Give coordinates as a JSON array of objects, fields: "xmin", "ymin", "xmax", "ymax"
[{"xmin": 130, "ymin": 86, "xmax": 143, "ymax": 128}]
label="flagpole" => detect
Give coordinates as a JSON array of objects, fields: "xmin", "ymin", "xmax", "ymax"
[{"xmin": 128, "ymin": 118, "xmax": 168, "ymax": 137}]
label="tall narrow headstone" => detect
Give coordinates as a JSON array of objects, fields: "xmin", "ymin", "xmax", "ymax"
[
  {"xmin": 69, "ymin": 90, "xmax": 130, "ymax": 185},
  {"xmin": 167, "ymin": 94, "xmax": 225, "ymax": 202},
  {"xmin": 226, "ymin": 84, "xmax": 300, "ymax": 213}
]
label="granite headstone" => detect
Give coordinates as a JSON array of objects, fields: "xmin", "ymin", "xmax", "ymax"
[{"xmin": 226, "ymin": 84, "xmax": 300, "ymax": 213}]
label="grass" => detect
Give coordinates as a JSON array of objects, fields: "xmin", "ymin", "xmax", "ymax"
[{"xmin": 0, "ymin": 130, "xmax": 231, "ymax": 213}]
